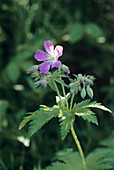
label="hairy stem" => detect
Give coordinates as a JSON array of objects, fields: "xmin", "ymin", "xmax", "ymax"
[
  {"xmin": 53, "ymin": 80, "xmax": 63, "ymax": 106},
  {"xmin": 61, "ymin": 84, "xmax": 69, "ymax": 109},
  {"xmin": 71, "ymin": 124, "xmax": 87, "ymax": 170},
  {"xmin": 70, "ymin": 92, "xmax": 75, "ymax": 110},
  {"xmin": 58, "ymin": 67, "xmax": 69, "ymax": 108}
]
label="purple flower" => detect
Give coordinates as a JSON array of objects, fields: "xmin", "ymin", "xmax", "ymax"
[{"xmin": 34, "ymin": 40, "xmax": 63, "ymax": 73}]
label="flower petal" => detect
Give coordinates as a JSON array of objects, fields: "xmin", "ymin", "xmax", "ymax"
[
  {"xmin": 44, "ymin": 40, "xmax": 54, "ymax": 55},
  {"xmin": 39, "ymin": 61, "xmax": 51, "ymax": 73},
  {"xmin": 65, "ymin": 69, "xmax": 70, "ymax": 75},
  {"xmin": 34, "ymin": 50, "xmax": 49, "ymax": 61},
  {"xmin": 51, "ymin": 60, "xmax": 61, "ymax": 69},
  {"xmin": 55, "ymin": 45, "xmax": 63, "ymax": 58}
]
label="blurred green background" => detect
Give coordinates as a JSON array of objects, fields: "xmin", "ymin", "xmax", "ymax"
[{"xmin": 0, "ymin": 0, "xmax": 114, "ymax": 169}]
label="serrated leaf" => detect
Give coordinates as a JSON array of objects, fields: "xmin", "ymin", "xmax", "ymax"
[
  {"xmin": 87, "ymin": 86, "xmax": 93, "ymax": 98},
  {"xmin": 54, "ymin": 78, "xmax": 68, "ymax": 87},
  {"xmin": 44, "ymin": 133, "xmax": 114, "ymax": 170},
  {"xmin": 73, "ymin": 100, "xmax": 98, "ymax": 125},
  {"xmin": 19, "ymin": 112, "xmax": 37, "ymax": 130},
  {"xmin": 28, "ymin": 107, "xmax": 59, "ymax": 137},
  {"xmin": 85, "ymin": 101, "xmax": 112, "ymax": 113},
  {"xmin": 75, "ymin": 110, "xmax": 98, "ymax": 125},
  {"xmin": 43, "ymin": 150, "xmax": 83, "ymax": 170},
  {"xmin": 81, "ymin": 88, "xmax": 86, "ymax": 99},
  {"xmin": 60, "ymin": 115, "xmax": 75, "ymax": 140},
  {"xmin": 72, "ymin": 99, "xmax": 111, "ymax": 124}
]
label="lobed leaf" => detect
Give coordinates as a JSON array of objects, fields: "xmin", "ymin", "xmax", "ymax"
[
  {"xmin": 44, "ymin": 133, "xmax": 114, "ymax": 170},
  {"xmin": 84, "ymin": 101, "xmax": 112, "ymax": 113},
  {"xmin": 59, "ymin": 115, "xmax": 75, "ymax": 140},
  {"xmin": 44, "ymin": 149, "xmax": 83, "ymax": 170},
  {"xmin": 28, "ymin": 107, "xmax": 59, "ymax": 137},
  {"xmin": 19, "ymin": 106, "xmax": 59, "ymax": 137},
  {"xmin": 75, "ymin": 110, "xmax": 98, "ymax": 125}
]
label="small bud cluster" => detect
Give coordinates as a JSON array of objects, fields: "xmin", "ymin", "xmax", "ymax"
[
  {"xmin": 69, "ymin": 74, "xmax": 95, "ymax": 98},
  {"xmin": 27, "ymin": 65, "xmax": 49, "ymax": 88}
]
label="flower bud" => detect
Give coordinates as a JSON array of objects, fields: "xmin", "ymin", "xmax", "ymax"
[
  {"xmin": 31, "ymin": 71, "xmax": 39, "ymax": 78},
  {"xmin": 27, "ymin": 65, "xmax": 39, "ymax": 74},
  {"xmin": 61, "ymin": 64, "xmax": 69, "ymax": 72}
]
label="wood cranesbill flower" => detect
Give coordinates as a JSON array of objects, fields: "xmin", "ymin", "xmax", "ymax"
[{"xmin": 34, "ymin": 40, "xmax": 63, "ymax": 73}]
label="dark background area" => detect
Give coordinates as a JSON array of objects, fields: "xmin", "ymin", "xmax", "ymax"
[{"xmin": 0, "ymin": 0, "xmax": 114, "ymax": 169}]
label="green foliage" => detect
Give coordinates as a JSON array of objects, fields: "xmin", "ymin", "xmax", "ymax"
[
  {"xmin": 0, "ymin": 157, "xmax": 7, "ymax": 170},
  {"xmin": 48, "ymin": 78, "xmax": 56, "ymax": 91},
  {"xmin": 44, "ymin": 149, "xmax": 83, "ymax": 170},
  {"xmin": 0, "ymin": 0, "xmax": 114, "ymax": 169},
  {"xmin": 0, "ymin": 100, "xmax": 8, "ymax": 130},
  {"xmin": 19, "ymin": 106, "xmax": 59, "ymax": 137},
  {"xmin": 68, "ymin": 23, "xmax": 84, "ymax": 43},
  {"xmin": 54, "ymin": 78, "xmax": 68, "ymax": 87},
  {"xmin": 72, "ymin": 99, "xmax": 112, "ymax": 125},
  {"xmin": 60, "ymin": 115, "xmax": 75, "ymax": 140},
  {"xmin": 84, "ymin": 23, "xmax": 104, "ymax": 38},
  {"xmin": 4, "ymin": 61, "xmax": 20, "ymax": 83},
  {"xmin": 44, "ymin": 133, "xmax": 114, "ymax": 170}
]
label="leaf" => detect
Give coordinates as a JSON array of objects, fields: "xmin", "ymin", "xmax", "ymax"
[
  {"xmin": 73, "ymin": 99, "xmax": 90, "ymax": 110},
  {"xmin": 85, "ymin": 23, "xmax": 104, "ymax": 38},
  {"xmin": 86, "ymin": 148, "xmax": 114, "ymax": 170},
  {"xmin": 44, "ymin": 133, "xmax": 114, "ymax": 170},
  {"xmin": 100, "ymin": 131, "xmax": 114, "ymax": 148},
  {"xmin": 5, "ymin": 61, "xmax": 20, "ymax": 82},
  {"xmin": 0, "ymin": 100, "xmax": 8, "ymax": 117},
  {"xmin": 28, "ymin": 106, "xmax": 59, "ymax": 137},
  {"xmin": 60, "ymin": 115, "xmax": 75, "ymax": 140},
  {"xmin": 75, "ymin": 110, "xmax": 98, "ymax": 125},
  {"xmin": 69, "ymin": 23, "xmax": 84, "ymax": 43},
  {"xmin": 84, "ymin": 101, "xmax": 112, "ymax": 113},
  {"xmin": 54, "ymin": 78, "xmax": 68, "ymax": 87},
  {"xmin": 0, "ymin": 157, "xmax": 8, "ymax": 170},
  {"xmin": 48, "ymin": 78, "xmax": 56, "ymax": 91},
  {"xmin": 81, "ymin": 88, "xmax": 86, "ymax": 99},
  {"xmin": 44, "ymin": 149, "xmax": 83, "ymax": 170},
  {"xmin": 73, "ymin": 100, "xmax": 98, "ymax": 125},
  {"xmin": 0, "ymin": 100, "xmax": 8, "ymax": 128},
  {"xmin": 19, "ymin": 112, "xmax": 35, "ymax": 130},
  {"xmin": 86, "ymin": 86, "xmax": 93, "ymax": 98}
]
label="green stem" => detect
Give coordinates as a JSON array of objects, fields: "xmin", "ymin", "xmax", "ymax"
[
  {"xmin": 61, "ymin": 84, "xmax": 69, "ymax": 109},
  {"xmin": 70, "ymin": 92, "xmax": 75, "ymax": 110},
  {"xmin": 71, "ymin": 124, "xmax": 87, "ymax": 170},
  {"xmin": 58, "ymin": 67, "xmax": 69, "ymax": 109},
  {"xmin": 53, "ymin": 80, "xmax": 63, "ymax": 106}
]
